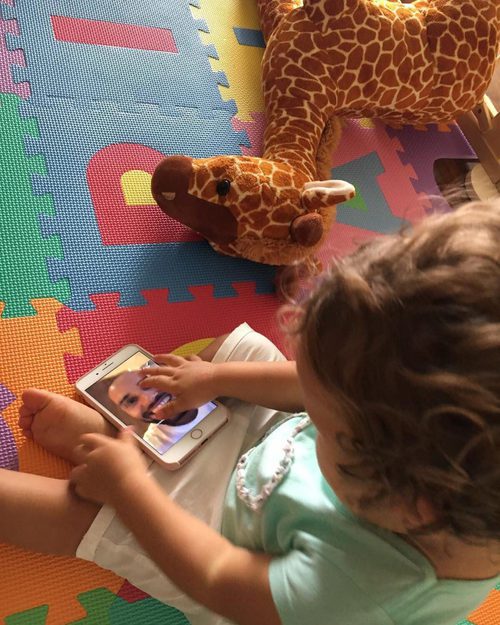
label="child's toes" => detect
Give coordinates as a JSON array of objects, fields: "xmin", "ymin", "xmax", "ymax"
[
  {"xmin": 18, "ymin": 405, "xmax": 35, "ymax": 437},
  {"xmin": 20, "ymin": 388, "xmax": 52, "ymax": 413},
  {"xmin": 19, "ymin": 426, "xmax": 33, "ymax": 439}
]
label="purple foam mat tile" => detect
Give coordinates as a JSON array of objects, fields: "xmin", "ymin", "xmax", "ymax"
[
  {"xmin": 386, "ymin": 123, "xmax": 476, "ymax": 214},
  {"xmin": 0, "ymin": 383, "xmax": 18, "ymax": 470}
]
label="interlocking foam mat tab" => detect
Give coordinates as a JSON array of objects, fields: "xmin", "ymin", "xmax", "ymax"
[{"xmin": 0, "ymin": 0, "xmax": 494, "ymax": 623}]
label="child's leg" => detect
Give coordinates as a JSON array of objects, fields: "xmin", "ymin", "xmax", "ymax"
[
  {"xmin": 0, "ymin": 468, "xmax": 100, "ymax": 556},
  {"xmin": 196, "ymin": 333, "xmax": 230, "ymax": 361},
  {"xmin": 18, "ymin": 388, "xmax": 115, "ymax": 464},
  {"xmin": 75, "ymin": 324, "xmax": 287, "ymax": 622}
]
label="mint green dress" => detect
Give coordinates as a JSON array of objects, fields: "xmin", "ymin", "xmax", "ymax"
[{"xmin": 222, "ymin": 415, "xmax": 498, "ymax": 625}]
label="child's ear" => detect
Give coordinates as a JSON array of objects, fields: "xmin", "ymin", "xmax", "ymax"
[
  {"xmin": 402, "ymin": 497, "xmax": 437, "ymax": 531},
  {"xmin": 415, "ymin": 497, "xmax": 437, "ymax": 526}
]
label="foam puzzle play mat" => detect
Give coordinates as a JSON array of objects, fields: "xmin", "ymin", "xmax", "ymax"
[{"xmin": 0, "ymin": 0, "xmax": 498, "ymax": 623}]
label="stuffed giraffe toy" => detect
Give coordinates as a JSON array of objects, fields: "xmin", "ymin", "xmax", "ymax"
[{"xmin": 152, "ymin": 0, "xmax": 500, "ymax": 267}]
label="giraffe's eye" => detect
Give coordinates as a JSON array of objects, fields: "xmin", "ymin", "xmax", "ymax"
[{"xmin": 216, "ymin": 179, "xmax": 231, "ymax": 196}]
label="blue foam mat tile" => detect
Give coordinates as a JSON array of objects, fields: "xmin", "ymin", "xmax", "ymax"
[{"xmin": 2, "ymin": 0, "xmax": 235, "ymax": 116}]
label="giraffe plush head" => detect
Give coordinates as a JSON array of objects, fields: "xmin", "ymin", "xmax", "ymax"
[
  {"xmin": 153, "ymin": 0, "xmax": 499, "ymax": 266},
  {"xmin": 152, "ymin": 154, "xmax": 355, "ymax": 265}
]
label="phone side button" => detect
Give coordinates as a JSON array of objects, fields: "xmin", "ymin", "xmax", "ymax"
[{"xmin": 190, "ymin": 428, "xmax": 203, "ymax": 440}]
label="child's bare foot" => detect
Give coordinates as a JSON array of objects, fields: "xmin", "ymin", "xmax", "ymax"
[{"xmin": 19, "ymin": 389, "xmax": 115, "ymax": 464}]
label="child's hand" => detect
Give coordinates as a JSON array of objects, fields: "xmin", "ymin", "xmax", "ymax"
[
  {"xmin": 139, "ymin": 354, "xmax": 218, "ymax": 417},
  {"xmin": 70, "ymin": 429, "xmax": 149, "ymax": 506}
]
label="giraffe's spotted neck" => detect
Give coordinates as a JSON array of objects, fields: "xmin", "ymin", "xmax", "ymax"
[
  {"xmin": 262, "ymin": 98, "xmax": 334, "ymax": 180},
  {"xmin": 258, "ymin": 0, "xmax": 339, "ymax": 181}
]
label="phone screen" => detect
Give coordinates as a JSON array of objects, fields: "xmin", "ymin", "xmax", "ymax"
[{"xmin": 86, "ymin": 352, "xmax": 218, "ymax": 455}]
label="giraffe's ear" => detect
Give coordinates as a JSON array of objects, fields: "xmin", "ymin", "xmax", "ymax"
[
  {"xmin": 291, "ymin": 180, "xmax": 355, "ymax": 247},
  {"xmin": 301, "ymin": 179, "xmax": 355, "ymax": 211}
]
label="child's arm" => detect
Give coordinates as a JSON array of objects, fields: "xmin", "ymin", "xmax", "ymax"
[
  {"xmin": 71, "ymin": 431, "xmax": 282, "ymax": 625},
  {"xmin": 141, "ymin": 356, "xmax": 304, "ymax": 415}
]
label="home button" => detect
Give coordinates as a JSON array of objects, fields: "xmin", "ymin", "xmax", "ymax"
[{"xmin": 190, "ymin": 428, "xmax": 203, "ymax": 440}]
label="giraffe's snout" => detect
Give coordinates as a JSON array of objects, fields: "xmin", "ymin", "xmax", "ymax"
[
  {"xmin": 152, "ymin": 156, "xmax": 238, "ymax": 245},
  {"xmin": 152, "ymin": 155, "xmax": 193, "ymax": 200}
]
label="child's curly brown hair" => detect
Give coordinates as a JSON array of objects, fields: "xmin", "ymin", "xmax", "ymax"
[{"xmin": 290, "ymin": 199, "xmax": 500, "ymax": 543}]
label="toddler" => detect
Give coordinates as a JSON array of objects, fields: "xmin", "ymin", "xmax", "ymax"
[{"xmin": 2, "ymin": 199, "xmax": 500, "ymax": 625}]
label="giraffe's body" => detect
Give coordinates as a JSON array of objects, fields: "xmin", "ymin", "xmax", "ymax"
[{"xmin": 152, "ymin": 0, "xmax": 499, "ymax": 266}]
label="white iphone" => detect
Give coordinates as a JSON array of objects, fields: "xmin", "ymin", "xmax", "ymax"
[{"xmin": 75, "ymin": 344, "xmax": 229, "ymax": 470}]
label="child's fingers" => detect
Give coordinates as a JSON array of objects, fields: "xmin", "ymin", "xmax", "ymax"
[
  {"xmin": 118, "ymin": 427, "xmax": 137, "ymax": 444},
  {"xmin": 159, "ymin": 398, "xmax": 200, "ymax": 419},
  {"xmin": 72, "ymin": 446, "xmax": 84, "ymax": 465},
  {"xmin": 159, "ymin": 398, "xmax": 184, "ymax": 418},
  {"xmin": 72, "ymin": 441, "xmax": 92, "ymax": 464},
  {"xmin": 139, "ymin": 365, "xmax": 172, "ymax": 378},
  {"xmin": 69, "ymin": 463, "xmax": 86, "ymax": 486},
  {"xmin": 152, "ymin": 353, "xmax": 185, "ymax": 365},
  {"xmin": 139, "ymin": 375, "xmax": 174, "ymax": 391},
  {"xmin": 78, "ymin": 432, "xmax": 110, "ymax": 450}
]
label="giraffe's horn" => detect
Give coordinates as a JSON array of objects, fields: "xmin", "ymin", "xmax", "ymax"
[{"xmin": 290, "ymin": 213, "xmax": 324, "ymax": 247}]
